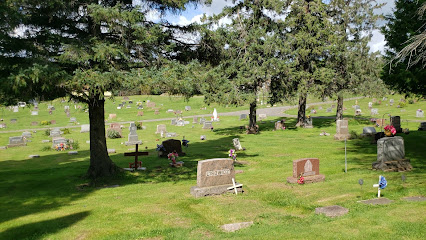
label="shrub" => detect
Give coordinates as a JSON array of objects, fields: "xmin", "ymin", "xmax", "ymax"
[
  {"xmin": 44, "ymin": 129, "xmax": 50, "ymax": 136},
  {"xmin": 62, "ymin": 128, "xmax": 71, "ymax": 134},
  {"xmin": 107, "ymin": 129, "xmax": 121, "ymax": 139},
  {"xmin": 398, "ymin": 102, "xmax": 406, "ymax": 108},
  {"xmin": 71, "ymin": 140, "xmax": 79, "ymax": 150},
  {"xmin": 41, "ymin": 146, "xmax": 52, "ymax": 151},
  {"xmin": 135, "ymin": 121, "xmax": 143, "ymax": 130},
  {"xmin": 408, "ymin": 99, "xmax": 414, "ymax": 104},
  {"xmin": 350, "ymin": 130, "xmax": 359, "ymax": 139},
  {"xmin": 40, "ymin": 120, "xmax": 51, "ymax": 125}
]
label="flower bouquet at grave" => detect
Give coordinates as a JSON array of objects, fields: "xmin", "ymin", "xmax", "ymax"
[
  {"xmin": 228, "ymin": 149, "xmax": 237, "ymax": 161},
  {"xmin": 167, "ymin": 151, "xmax": 179, "ymax": 164},
  {"xmin": 383, "ymin": 125, "xmax": 396, "ymax": 137},
  {"xmin": 55, "ymin": 143, "xmax": 69, "ymax": 151},
  {"xmin": 297, "ymin": 174, "xmax": 304, "ymax": 184}
]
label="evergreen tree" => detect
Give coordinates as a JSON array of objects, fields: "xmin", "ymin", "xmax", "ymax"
[
  {"xmin": 272, "ymin": 0, "xmax": 334, "ymax": 127},
  {"xmin": 382, "ymin": 0, "xmax": 426, "ymax": 96},
  {"xmin": 199, "ymin": 0, "xmax": 285, "ymax": 133},
  {"xmin": 327, "ymin": 0, "xmax": 384, "ymax": 120},
  {"xmin": 0, "ymin": 0, "xmax": 205, "ymax": 179}
]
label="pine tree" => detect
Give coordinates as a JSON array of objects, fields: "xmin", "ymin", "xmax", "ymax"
[
  {"xmin": 382, "ymin": 0, "xmax": 426, "ymax": 96},
  {"xmin": 0, "ymin": 0, "xmax": 205, "ymax": 179},
  {"xmin": 198, "ymin": 0, "xmax": 285, "ymax": 133}
]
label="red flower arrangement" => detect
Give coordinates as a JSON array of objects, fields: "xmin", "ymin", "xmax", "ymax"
[
  {"xmin": 167, "ymin": 151, "xmax": 179, "ymax": 164},
  {"xmin": 384, "ymin": 125, "xmax": 396, "ymax": 136},
  {"xmin": 297, "ymin": 174, "xmax": 304, "ymax": 184}
]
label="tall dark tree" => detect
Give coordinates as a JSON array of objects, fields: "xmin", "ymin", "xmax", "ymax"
[
  {"xmin": 273, "ymin": 0, "xmax": 334, "ymax": 127},
  {"xmin": 0, "ymin": 0, "xmax": 206, "ymax": 179},
  {"xmin": 327, "ymin": 0, "xmax": 384, "ymax": 120},
  {"xmin": 198, "ymin": 0, "xmax": 285, "ymax": 133},
  {"xmin": 382, "ymin": 0, "xmax": 426, "ymax": 96}
]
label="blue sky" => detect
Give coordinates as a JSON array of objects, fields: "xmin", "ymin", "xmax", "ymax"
[{"xmin": 157, "ymin": 0, "xmax": 396, "ymax": 54}]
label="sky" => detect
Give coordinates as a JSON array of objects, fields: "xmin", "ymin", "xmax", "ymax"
[{"xmin": 149, "ymin": 0, "xmax": 396, "ymax": 54}]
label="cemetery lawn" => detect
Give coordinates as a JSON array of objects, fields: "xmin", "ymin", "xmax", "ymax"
[{"xmin": 0, "ymin": 96, "xmax": 425, "ymax": 239}]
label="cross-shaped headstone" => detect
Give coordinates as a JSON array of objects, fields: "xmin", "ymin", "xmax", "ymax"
[
  {"xmin": 124, "ymin": 144, "xmax": 148, "ymax": 171},
  {"xmin": 227, "ymin": 178, "xmax": 243, "ymax": 195}
]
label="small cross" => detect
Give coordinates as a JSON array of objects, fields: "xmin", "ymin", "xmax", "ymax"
[
  {"xmin": 124, "ymin": 144, "xmax": 148, "ymax": 171},
  {"xmin": 227, "ymin": 178, "xmax": 243, "ymax": 195},
  {"xmin": 373, "ymin": 175, "xmax": 382, "ymax": 198}
]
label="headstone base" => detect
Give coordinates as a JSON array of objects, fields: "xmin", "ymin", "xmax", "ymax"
[
  {"xmin": 334, "ymin": 134, "xmax": 351, "ymax": 140},
  {"xmin": 125, "ymin": 141, "xmax": 142, "ymax": 146},
  {"xmin": 287, "ymin": 174, "xmax": 325, "ymax": 184},
  {"xmin": 7, "ymin": 143, "xmax": 27, "ymax": 148},
  {"xmin": 372, "ymin": 159, "xmax": 412, "ymax": 172},
  {"xmin": 190, "ymin": 184, "xmax": 243, "ymax": 198}
]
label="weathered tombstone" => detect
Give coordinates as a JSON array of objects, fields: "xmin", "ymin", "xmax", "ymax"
[
  {"xmin": 18, "ymin": 102, "xmax": 26, "ymax": 107},
  {"xmin": 371, "ymin": 108, "xmax": 379, "ymax": 115},
  {"xmin": 190, "ymin": 158, "xmax": 243, "ymax": 197},
  {"xmin": 137, "ymin": 111, "xmax": 144, "ymax": 116},
  {"xmin": 50, "ymin": 120, "xmax": 56, "ymax": 125},
  {"xmin": 175, "ymin": 110, "xmax": 182, "ymax": 115},
  {"xmin": 13, "ymin": 106, "xmax": 19, "ymax": 112},
  {"xmin": 126, "ymin": 105, "xmax": 131, "ymax": 109},
  {"xmin": 171, "ymin": 119, "xmax": 177, "ymax": 125},
  {"xmin": 31, "ymin": 111, "xmax": 38, "ymax": 116},
  {"xmin": 372, "ymin": 136, "xmax": 412, "ymax": 172},
  {"xmin": 390, "ymin": 116, "xmax": 402, "ymax": 133},
  {"xmin": 334, "ymin": 119, "xmax": 351, "ymax": 140},
  {"xmin": 167, "ymin": 109, "xmax": 174, "ymax": 113},
  {"xmin": 52, "ymin": 137, "xmax": 68, "ymax": 147},
  {"xmin": 389, "ymin": 99, "xmax": 394, "ymax": 104},
  {"xmin": 147, "ymin": 102, "xmax": 156, "ymax": 108},
  {"xmin": 193, "ymin": 116, "xmax": 198, "ymax": 123},
  {"xmin": 354, "ymin": 105, "xmax": 360, "ymax": 110},
  {"xmin": 126, "ymin": 123, "xmax": 142, "ymax": 145},
  {"xmin": 22, "ymin": 131, "xmax": 32, "ymax": 138},
  {"xmin": 123, "ymin": 96, "xmax": 130, "ymax": 100},
  {"xmin": 31, "ymin": 121, "xmax": 38, "ymax": 126},
  {"xmin": 199, "ymin": 117, "xmax": 206, "ymax": 125},
  {"xmin": 355, "ymin": 109, "xmax": 362, "ymax": 116},
  {"xmin": 239, "ymin": 114, "xmax": 247, "ymax": 120},
  {"xmin": 176, "ymin": 119, "xmax": 185, "ymax": 126},
  {"xmin": 185, "ymin": 106, "xmax": 191, "ymax": 111},
  {"xmin": 233, "ymin": 138, "xmax": 243, "ymax": 151},
  {"xmin": 203, "ymin": 121, "xmax": 213, "ymax": 129},
  {"xmin": 326, "ymin": 107, "xmax": 332, "ymax": 113},
  {"xmin": 10, "ymin": 119, "xmax": 17, "ymax": 123},
  {"xmin": 258, "ymin": 114, "xmax": 267, "ymax": 120},
  {"xmin": 155, "ymin": 124, "xmax": 167, "ymax": 134},
  {"xmin": 165, "ymin": 132, "xmax": 177, "ymax": 138},
  {"xmin": 50, "ymin": 128, "xmax": 63, "ymax": 137},
  {"xmin": 362, "ymin": 127, "xmax": 376, "ymax": 136},
  {"xmin": 416, "ymin": 109, "xmax": 424, "ymax": 118},
  {"xmin": 368, "ymin": 102, "xmax": 373, "ymax": 108},
  {"xmin": 66, "ymin": 111, "xmax": 71, "ymax": 117},
  {"xmin": 287, "ymin": 158, "xmax": 325, "ymax": 184},
  {"xmin": 154, "ymin": 110, "xmax": 159, "ymax": 115},
  {"xmin": 8, "ymin": 136, "xmax": 26, "ymax": 147},
  {"xmin": 383, "ymin": 97, "xmax": 387, "ymax": 101},
  {"xmin": 159, "ymin": 139, "xmax": 185, "ymax": 157},
  {"xmin": 372, "ymin": 98, "xmax": 377, "ymax": 103},
  {"xmin": 109, "ymin": 114, "xmax": 117, "ymax": 119},
  {"xmin": 64, "ymin": 105, "xmax": 70, "ymax": 110},
  {"xmin": 304, "ymin": 117, "xmax": 313, "ymax": 128},
  {"xmin": 0, "ymin": 123, "xmax": 6, "ymax": 129},
  {"xmin": 69, "ymin": 117, "xmax": 77, "ymax": 122},
  {"xmin": 80, "ymin": 124, "xmax": 90, "ymax": 133}
]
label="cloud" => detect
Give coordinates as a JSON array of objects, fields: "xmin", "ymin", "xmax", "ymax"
[
  {"xmin": 368, "ymin": 29, "xmax": 387, "ymax": 54},
  {"xmin": 201, "ymin": 0, "xmax": 233, "ymax": 15}
]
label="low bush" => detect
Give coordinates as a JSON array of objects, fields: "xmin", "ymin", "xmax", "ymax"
[{"xmin": 107, "ymin": 129, "xmax": 121, "ymax": 139}]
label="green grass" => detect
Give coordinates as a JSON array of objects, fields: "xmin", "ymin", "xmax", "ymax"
[{"xmin": 0, "ymin": 95, "xmax": 425, "ymax": 240}]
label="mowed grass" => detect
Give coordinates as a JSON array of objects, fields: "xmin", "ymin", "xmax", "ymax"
[{"xmin": 0, "ymin": 96, "xmax": 425, "ymax": 240}]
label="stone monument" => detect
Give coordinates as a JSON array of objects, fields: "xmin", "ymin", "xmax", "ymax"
[
  {"xmin": 190, "ymin": 158, "xmax": 243, "ymax": 197},
  {"xmin": 287, "ymin": 158, "xmax": 325, "ymax": 184},
  {"xmin": 372, "ymin": 136, "xmax": 412, "ymax": 172},
  {"xmin": 334, "ymin": 119, "xmax": 351, "ymax": 140}
]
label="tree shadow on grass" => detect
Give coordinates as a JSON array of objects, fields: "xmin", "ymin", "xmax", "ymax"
[{"xmin": 0, "ymin": 211, "xmax": 90, "ymax": 240}]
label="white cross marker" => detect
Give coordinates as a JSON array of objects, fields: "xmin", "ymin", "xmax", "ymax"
[
  {"xmin": 373, "ymin": 175, "xmax": 382, "ymax": 198},
  {"xmin": 227, "ymin": 178, "xmax": 243, "ymax": 195}
]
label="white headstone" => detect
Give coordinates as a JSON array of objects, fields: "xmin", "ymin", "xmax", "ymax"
[
  {"xmin": 416, "ymin": 110, "xmax": 424, "ymax": 118},
  {"xmin": 31, "ymin": 111, "xmax": 38, "ymax": 116},
  {"xmin": 213, "ymin": 108, "xmax": 218, "ymax": 121},
  {"xmin": 80, "ymin": 124, "xmax": 90, "ymax": 133}
]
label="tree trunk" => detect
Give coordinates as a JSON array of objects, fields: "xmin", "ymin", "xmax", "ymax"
[
  {"xmin": 336, "ymin": 94, "xmax": 344, "ymax": 121},
  {"xmin": 86, "ymin": 96, "xmax": 119, "ymax": 179},
  {"xmin": 247, "ymin": 101, "xmax": 258, "ymax": 134},
  {"xmin": 296, "ymin": 93, "xmax": 307, "ymax": 127}
]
